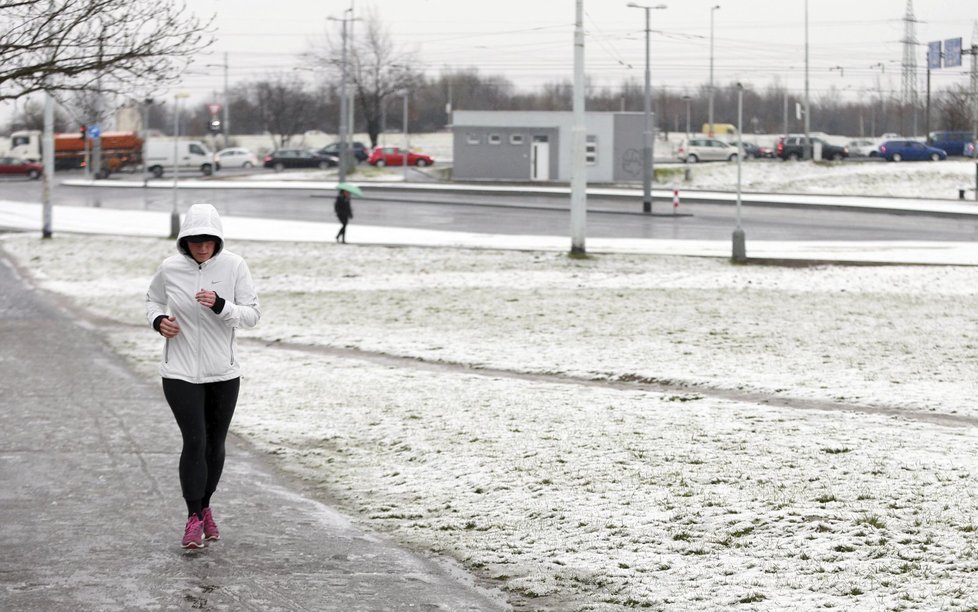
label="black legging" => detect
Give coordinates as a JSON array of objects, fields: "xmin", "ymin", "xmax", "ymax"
[{"xmin": 162, "ymin": 377, "xmax": 240, "ymax": 517}]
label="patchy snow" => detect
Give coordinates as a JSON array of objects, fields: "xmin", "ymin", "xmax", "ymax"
[{"xmin": 4, "ymin": 231, "xmax": 978, "ymax": 611}]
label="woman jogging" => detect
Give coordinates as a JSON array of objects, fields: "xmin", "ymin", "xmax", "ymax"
[{"xmin": 146, "ymin": 203, "xmax": 261, "ymax": 549}]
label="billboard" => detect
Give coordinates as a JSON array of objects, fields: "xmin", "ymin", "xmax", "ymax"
[
  {"xmin": 944, "ymin": 37, "xmax": 962, "ymax": 68},
  {"xmin": 927, "ymin": 41, "xmax": 942, "ymax": 69}
]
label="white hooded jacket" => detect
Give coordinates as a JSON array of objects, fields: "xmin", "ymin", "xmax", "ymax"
[{"xmin": 145, "ymin": 204, "xmax": 261, "ymax": 383}]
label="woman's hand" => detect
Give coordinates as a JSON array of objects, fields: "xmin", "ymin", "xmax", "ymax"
[
  {"xmin": 195, "ymin": 289, "xmax": 217, "ymax": 309},
  {"xmin": 159, "ymin": 316, "xmax": 181, "ymax": 338}
]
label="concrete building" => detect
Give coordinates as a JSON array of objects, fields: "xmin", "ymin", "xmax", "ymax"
[{"xmin": 451, "ymin": 110, "xmax": 649, "ymax": 183}]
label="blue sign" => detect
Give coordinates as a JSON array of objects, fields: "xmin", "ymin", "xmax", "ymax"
[
  {"xmin": 927, "ymin": 41, "xmax": 942, "ymax": 70},
  {"xmin": 87, "ymin": 124, "xmax": 101, "ymax": 139},
  {"xmin": 945, "ymin": 37, "xmax": 962, "ymax": 68}
]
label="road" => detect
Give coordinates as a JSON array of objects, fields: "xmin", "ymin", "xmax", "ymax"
[{"xmin": 2, "ymin": 173, "xmax": 977, "ymax": 242}]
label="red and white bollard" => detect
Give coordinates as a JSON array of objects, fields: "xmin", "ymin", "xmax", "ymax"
[{"xmin": 671, "ymin": 182, "xmax": 680, "ymax": 214}]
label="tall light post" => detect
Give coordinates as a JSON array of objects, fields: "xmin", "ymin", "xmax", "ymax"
[
  {"xmin": 402, "ymin": 90, "xmax": 409, "ymax": 182},
  {"xmin": 328, "ymin": 9, "xmax": 356, "ymax": 183},
  {"xmin": 170, "ymin": 92, "xmax": 189, "ymax": 239},
  {"xmin": 570, "ymin": 0, "xmax": 587, "ymax": 254},
  {"xmin": 708, "ymin": 4, "xmax": 720, "ymax": 137},
  {"xmin": 682, "ymin": 95, "xmax": 691, "ymax": 145},
  {"xmin": 627, "ymin": 2, "xmax": 667, "ymax": 215},
  {"xmin": 803, "ymin": 0, "xmax": 811, "ymax": 160},
  {"xmin": 732, "ymin": 83, "xmax": 746, "ymax": 262}
]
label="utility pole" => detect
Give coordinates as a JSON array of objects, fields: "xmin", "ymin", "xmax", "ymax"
[
  {"xmin": 627, "ymin": 2, "xmax": 667, "ymax": 214},
  {"xmin": 570, "ymin": 0, "xmax": 586, "ymax": 255},
  {"xmin": 42, "ymin": 90, "xmax": 54, "ymax": 239},
  {"xmin": 803, "ymin": 0, "xmax": 811, "ymax": 160},
  {"xmin": 328, "ymin": 9, "xmax": 358, "ymax": 182},
  {"xmin": 901, "ymin": 0, "xmax": 919, "ymax": 136},
  {"xmin": 223, "ymin": 52, "xmax": 230, "ymax": 149},
  {"xmin": 708, "ymin": 4, "xmax": 720, "ymax": 138}
]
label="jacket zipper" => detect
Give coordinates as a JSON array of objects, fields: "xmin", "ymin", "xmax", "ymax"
[
  {"xmin": 195, "ymin": 264, "xmax": 203, "ymax": 381},
  {"xmin": 229, "ymin": 328, "xmax": 235, "ymax": 365}
]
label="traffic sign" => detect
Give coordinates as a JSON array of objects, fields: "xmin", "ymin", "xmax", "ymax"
[
  {"xmin": 945, "ymin": 37, "xmax": 962, "ymax": 68},
  {"xmin": 207, "ymin": 103, "xmax": 222, "ymax": 115},
  {"xmin": 927, "ymin": 41, "xmax": 942, "ymax": 70},
  {"xmin": 87, "ymin": 124, "xmax": 101, "ymax": 139}
]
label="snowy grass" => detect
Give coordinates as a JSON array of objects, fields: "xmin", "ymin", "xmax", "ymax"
[{"xmin": 5, "ymin": 232, "xmax": 978, "ymax": 610}]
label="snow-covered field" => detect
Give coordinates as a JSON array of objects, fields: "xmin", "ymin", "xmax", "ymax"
[{"xmin": 4, "ymin": 232, "xmax": 978, "ymax": 611}]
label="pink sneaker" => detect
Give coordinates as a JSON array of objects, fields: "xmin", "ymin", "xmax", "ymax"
[
  {"xmin": 201, "ymin": 507, "xmax": 220, "ymax": 541},
  {"xmin": 181, "ymin": 514, "xmax": 204, "ymax": 549}
]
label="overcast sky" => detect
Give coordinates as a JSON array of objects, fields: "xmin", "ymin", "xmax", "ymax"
[
  {"xmin": 3, "ymin": 0, "xmax": 973, "ymax": 126},
  {"xmin": 181, "ymin": 0, "xmax": 970, "ymax": 98}
]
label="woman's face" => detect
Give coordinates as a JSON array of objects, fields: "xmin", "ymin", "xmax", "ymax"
[{"xmin": 188, "ymin": 240, "xmax": 216, "ymax": 263}]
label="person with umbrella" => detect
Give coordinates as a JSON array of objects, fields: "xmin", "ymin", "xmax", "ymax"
[{"xmin": 334, "ymin": 182, "xmax": 362, "ymax": 243}]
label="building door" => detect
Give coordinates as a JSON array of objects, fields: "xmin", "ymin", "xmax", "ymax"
[{"xmin": 531, "ymin": 137, "xmax": 550, "ymax": 181}]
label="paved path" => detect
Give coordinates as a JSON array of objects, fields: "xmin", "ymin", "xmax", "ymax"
[{"xmin": 0, "ymin": 254, "xmax": 508, "ymax": 611}]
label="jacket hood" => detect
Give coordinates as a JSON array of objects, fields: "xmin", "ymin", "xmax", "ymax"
[{"xmin": 177, "ymin": 203, "xmax": 225, "ymax": 258}]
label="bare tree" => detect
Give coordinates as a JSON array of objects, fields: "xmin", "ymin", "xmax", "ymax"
[
  {"xmin": 250, "ymin": 75, "xmax": 318, "ymax": 148},
  {"xmin": 311, "ymin": 8, "xmax": 422, "ymax": 147},
  {"xmin": 0, "ymin": 0, "xmax": 213, "ymax": 101}
]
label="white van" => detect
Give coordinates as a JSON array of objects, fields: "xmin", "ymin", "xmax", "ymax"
[{"xmin": 145, "ymin": 140, "xmax": 214, "ymax": 178}]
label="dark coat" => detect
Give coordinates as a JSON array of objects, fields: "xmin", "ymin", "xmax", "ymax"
[{"xmin": 334, "ymin": 192, "xmax": 353, "ymax": 222}]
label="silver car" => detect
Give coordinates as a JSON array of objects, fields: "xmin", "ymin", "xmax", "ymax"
[{"xmin": 676, "ymin": 138, "xmax": 739, "ymax": 163}]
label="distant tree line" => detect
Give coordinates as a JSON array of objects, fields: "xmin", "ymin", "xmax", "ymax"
[{"xmin": 4, "ymin": 6, "xmax": 971, "ymax": 146}]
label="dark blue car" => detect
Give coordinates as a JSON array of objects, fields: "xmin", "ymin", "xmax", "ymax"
[
  {"xmin": 878, "ymin": 140, "xmax": 947, "ymax": 162},
  {"xmin": 927, "ymin": 131, "xmax": 975, "ymax": 157}
]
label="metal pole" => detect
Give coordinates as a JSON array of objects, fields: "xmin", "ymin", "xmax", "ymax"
[
  {"xmin": 803, "ymin": 0, "xmax": 811, "ymax": 160},
  {"xmin": 42, "ymin": 90, "xmax": 54, "ymax": 239},
  {"xmin": 570, "ymin": 0, "xmax": 587, "ymax": 254},
  {"xmin": 642, "ymin": 7, "xmax": 652, "ymax": 213},
  {"xmin": 684, "ymin": 96, "xmax": 690, "ymax": 143},
  {"xmin": 338, "ymin": 15, "xmax": 349, "ymax": 183},
  {"xmin": 732, "ymin": 83, "xmax": 746, "ymax": 262},
  {"xmin": 170, "ymin": 94, "xmax": 185, "ymax": 239},
  {"xmin": 708, "ymin": 5, "xmax": 720, "ymax": 137},
  {"xmin": 403, "ymin": 92, "xmax": 409, "ymax": 182},
  {"xmin": 223, "ymin": 52, "xmax": 230, "ymax": 149}
]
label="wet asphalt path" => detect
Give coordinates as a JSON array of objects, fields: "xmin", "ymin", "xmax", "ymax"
[
  {"xmin": 0, "ymin": 252, "xmax": 508, "ymax": 611},
  {"xmin": 2, "ymin": 174, "xmax": 978, "ymax": 242}
]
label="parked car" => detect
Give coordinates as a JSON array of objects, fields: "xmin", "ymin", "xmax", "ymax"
[
  {"xmin": 214, "ymin": 147, "xmax": 259, "ymax": 170},
  {"xmin": 927, "ymin": 131, "xmax": 975, "ymax": 157},
  {"xmin": 0, "ymin": 156, "xmax": 42, "ymax": 179},
  {"xmin": 878, "ymin": 140, "xmax": 947, "ymax": 162},
  {"xmin": 318, "ymin": 141, "xmax": 369, "ymax": 162},
  {"xmin": 367, "ymin": 146, "xmax": 434, "ymax": 167},
  {"xmin": 847, "ymin": 139, "xmax": 881, "ymax": 158},
  {"xmin": 774, "ymin": 136, "xmax": 848, "ymax": 161},
  {"xmin": 741, "ymin": 142, "xmax": 773, "ymax": 159},
  {"xmin": 676, "ymin": 138, "xmax": 739, "ymax": 163},
  {"xmin": 263, "ymin": 149, "xmax": 338, "ymax": 171}
]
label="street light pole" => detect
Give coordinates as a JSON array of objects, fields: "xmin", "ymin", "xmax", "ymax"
[
  {"xmin": 803, "ymin": 0, "xmax": 811, "ymax": 160},
  {"xmin": 627, "ymin": 2, "xmax": 667, "ymax": 215},
  {"xmin": 732, "ymin": 83, "xmax": 746, "ymax": 262},
  {"xmin": 682, "ymin": 94, "xmax": 691, "ymax": 178},
  {"xmin": 708, "ymin": 4, "xmax": 720, "ymax": 138},
  {"xmin": 170, "ymin": 92, "xmax": 189, "ymax": 239}
]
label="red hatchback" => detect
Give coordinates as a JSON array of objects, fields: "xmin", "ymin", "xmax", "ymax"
[
  {"xmin": 367, "ymin": 146, "xmax": 434, "ymax": 167},
  {"xmin": 0, "ymin": 156, "xmax": 43, "ymax": 179}
]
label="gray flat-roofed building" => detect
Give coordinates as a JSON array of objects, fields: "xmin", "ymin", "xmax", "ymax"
[{"xmin": 452, "ymin": 110, "xmax": 647, "ymax": 183}]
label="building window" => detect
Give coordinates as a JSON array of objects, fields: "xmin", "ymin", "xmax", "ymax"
[
  {"xmin": 488, "ymin": 134, "xmax": 502, "ymax": 145},
  {"xmin": 467, "ymin": 133, "xmax": 480, "ymax": 145},
  {"xmin": 510, "ymin": 134, "xmax": 524, "ymax": 145},
  {"xmin": 586, "ymin": 135, "xmax": 597, "ymax": 166}
]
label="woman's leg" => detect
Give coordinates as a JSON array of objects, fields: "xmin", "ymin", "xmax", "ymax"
[
  {"xmin": 201, "ymin": 377, "xmax": 240, "ymax": 508},
  {"xmin": 162, "ymin": 378, "xmax": 207, "ymax": 517}
]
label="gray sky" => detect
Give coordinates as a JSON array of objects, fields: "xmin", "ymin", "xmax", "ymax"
[
  {"xmin": 3, "ymin": 0, "xmax": 973, "ymax": 126},
  {"xmin": 182, "ymin": 0, "xmax": 971, "ymax": 99}
]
